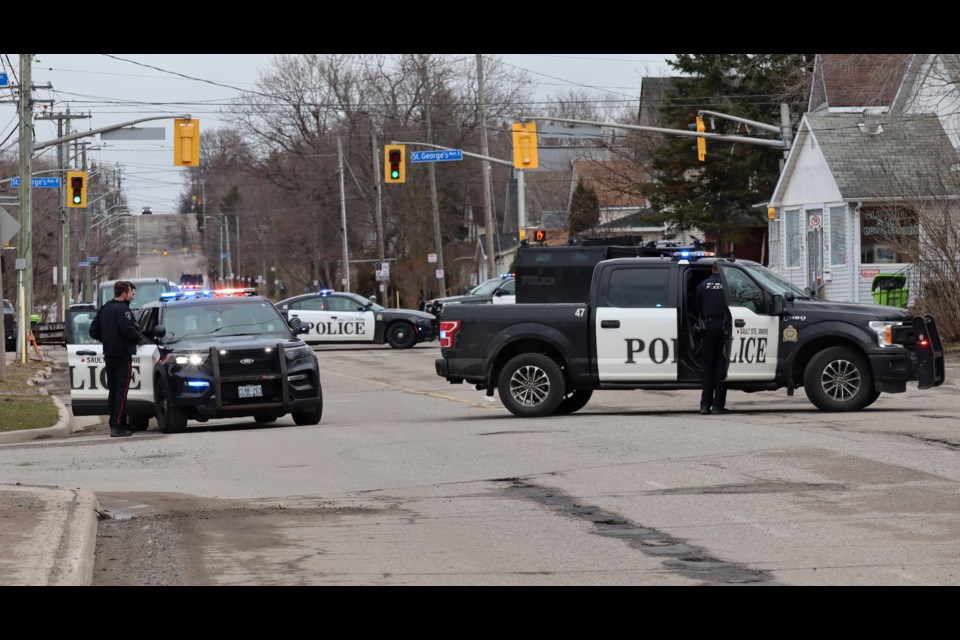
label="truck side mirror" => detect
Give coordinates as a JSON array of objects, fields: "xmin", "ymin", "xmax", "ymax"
[
  {"xmin": 151, "ymin": 325, "xmax": 167, "ymax": 339},
  {"xmin": 288, "ymin": 316, "xmax": 302, "ymax": 332},
  {"xmin": 771, "ymin": 295, "xmax": 785, "ymax": 316}
]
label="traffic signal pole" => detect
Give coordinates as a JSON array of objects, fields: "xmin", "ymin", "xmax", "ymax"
[{"xmin": 524, "ymin": 114, "xmax": 789, "ymax": 150}]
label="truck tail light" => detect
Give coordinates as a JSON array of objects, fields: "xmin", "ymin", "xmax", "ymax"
[{"xmin": 439, "ymin": 320, "xmax": 461, "ymax": 349}]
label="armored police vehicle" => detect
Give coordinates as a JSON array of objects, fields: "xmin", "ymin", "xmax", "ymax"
[
  {"xmin": 436, "ymin": 255, "xmax": 945, "ymax": 417},
  {"xmin": 67, "ymin": 288, "xmax": 323, "ymax": 432}
]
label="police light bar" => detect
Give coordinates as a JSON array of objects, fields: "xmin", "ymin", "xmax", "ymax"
[
  {"xmin": 672, "ymin": 250, "xmax": 716, "ymax": 260},
  {"xmin": 318, "ymin": 289, "xmax": 336, "ymax": 296},
  {"xmin": 213, "ymin": 287, "xmax": 257, "ymax": 297}
]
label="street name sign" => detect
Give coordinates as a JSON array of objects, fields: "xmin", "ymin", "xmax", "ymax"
[
  {"xmin": 11, "ymin": 177, "xmax": 62, "ymax": 188},
  {"xmin": 411, "ymin": 149, "xmax": 463, "ymax": 163}
]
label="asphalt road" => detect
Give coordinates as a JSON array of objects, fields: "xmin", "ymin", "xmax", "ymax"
[{"xmin": 3, "ymin": 343, "xmax": 960, "ymax": 585}]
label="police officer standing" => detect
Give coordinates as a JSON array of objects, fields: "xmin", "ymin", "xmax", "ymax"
[
  {"xmin": 696, "ymin": 261, "xmax": 730, "ymax": 415},
  {"xmin": 90, "ymin": 281, "xmax": 141, "ymax": 437}
]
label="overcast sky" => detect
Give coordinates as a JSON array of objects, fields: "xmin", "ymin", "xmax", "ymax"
[{"xmin": 1, "ymin": 53, "xmax": 675, "ymax": 216}]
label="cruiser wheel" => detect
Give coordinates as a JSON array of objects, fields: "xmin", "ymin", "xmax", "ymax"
[
  {"xmin": 386, "ymin": 322, "xmax": 416, "ymax": 349},
  {"xmin": 803, "ymin": 346, "xmax": 873, "ymax": 412},
  {"xmin": 497, "ymin": 353, "xmax": 566, "ymax": 418},
  {"xmin": 154, "ymin": 376, "xmax": 188, "ymax": 433}
]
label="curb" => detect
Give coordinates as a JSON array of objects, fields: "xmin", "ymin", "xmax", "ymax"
[
  {"xmin": 52, "ymin": 489, "xmax": 100, "ymax": 586},
  {"xmin": 0, "ymin": 394, "xmax": 72, "ymax": 445}
]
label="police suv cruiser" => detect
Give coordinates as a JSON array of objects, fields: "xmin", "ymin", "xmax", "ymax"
[{"xmin": 67, "ymin": 287, "xmax": 323, "ymax": 433}]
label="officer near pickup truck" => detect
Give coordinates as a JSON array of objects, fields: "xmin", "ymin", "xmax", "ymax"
[{"xmin": 697, "ymin": 261, "xmax": 730, "ymax": 415}]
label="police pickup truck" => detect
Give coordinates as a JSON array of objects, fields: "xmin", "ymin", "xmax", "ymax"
[
  {"xmin": 67, "ymin": 288, "xmax": 323, "ymax": 432},
  {"xmin": 435, "ymin": 255, "xmax": 945, "ymax": 417}
]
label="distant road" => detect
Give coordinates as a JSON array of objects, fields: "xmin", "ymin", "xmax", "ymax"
[{"xmin": 132, "ymin": 214, "xmax": 207, "ymax": 282}]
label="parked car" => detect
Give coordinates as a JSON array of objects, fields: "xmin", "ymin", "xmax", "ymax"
[
  {"xmin": 420, "ymin": 275, "xmax": 515, "ymax": 318},
  {"xmin": 3, "ymin": 298, "xmax": 15, "ymax": 352},
  {"xmin": 276, "ymin": 290, "xmax": 438, "ymax": 349}
]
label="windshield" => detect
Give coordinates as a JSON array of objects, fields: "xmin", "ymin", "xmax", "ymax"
[
  {"xmin": 335, "ymin": 292, "xmax": 383, "ymax": 311},
  {"xmin": 163, "ymin": 301, "xmax": 292, "ymax": 343},
  {"xmin": 737, "ymin": 263, "xmax": 810, "ymax": 298},
  {"xmin": 468, "ymin": 278, "xmax": 506, "ymax": 296},
  {"xmin": 100, "ymin": 282, "xmax": 172, "ymax": 311}
]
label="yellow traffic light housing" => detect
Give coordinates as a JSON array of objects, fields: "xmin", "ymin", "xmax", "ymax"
[
  {"xmin": 66, "ymin": 170, "xmax": 87, "ymax": 208},
  {"xmin": 174, "ymin": 118, "xmax": 200, "ymax": 167},
  {"xmin": 696, "ymin": 116, "xmax": 706, "ymax": 162},
  {"xmin": 767, "ymin": 207, "xmax": 776, "ymax": 220},
  {"xmin": 384, "ymin": 144, "xmax": 406, "ymax": 183},
  {"xmin": 512, "ymin": 122, "xmax": 539, "ymax": 169}
]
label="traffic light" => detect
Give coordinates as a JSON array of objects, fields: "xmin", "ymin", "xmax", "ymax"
[
  {"xmin": 384, "ymin": 144, "xmax": 406, "ymax": 183},
  {"xmin": 767, "ymin": 207, "xmax": 777, "ymax": 220},
  {"xmin": 174, "ymin": 118, "xmax": 200, "ymax": 167},
  {"xmin": 696, "ymin": 116, "xmax": 706, "ymax": 162},
  {"xmin": 66, "ymin": 171, "xmax": 87, "ymax": 208},
  {"xmin": 534, "ymin": 228, "xmax": 546, "ymax": 242},
  {"xmin": 512, "ymin": 122, "xmax": 539, "ymax": 169}
]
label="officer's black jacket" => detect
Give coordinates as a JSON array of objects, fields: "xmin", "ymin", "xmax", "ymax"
[
  {"xmin": 696, "ymin": 274, "xmax": 726, "ymax": 320},
  {"xmin": 95, "ymin": 299, "xmax": 141, "ymax": 358}
]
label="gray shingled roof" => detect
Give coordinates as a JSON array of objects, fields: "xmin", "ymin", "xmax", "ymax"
[{"xmin": 806, "ymin": 112, "xmax": 957, "ymax": 199}]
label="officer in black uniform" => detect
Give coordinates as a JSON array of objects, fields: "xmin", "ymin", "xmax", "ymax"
[
  {"xmin": 90, "ymin": 281, "xmax": 141, "ymax": 437},
  {"xmin": 696, "ymin": 261, "xmax": 730, "ymax": 415}
]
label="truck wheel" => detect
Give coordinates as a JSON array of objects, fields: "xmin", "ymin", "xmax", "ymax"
[
  {"xmin": 386, "ymin": 322, "xmax": 416, "ymax": 349},
  {"xmin": 862, "ymin": 389, "xmax": 881, "ymax": 409},
  {"xmin": 154, "ymin": 376, "xmax": 188, "ymax": 433},
  {"xmin": 497, "ymin": 353, "xmax": 566, "ymax": 418},
  {"xmin": 803, "ymin": 346, "xmax": 873, "ymax": 411},
  {"xmin": 553, "ymin": 389, "xmax": 593, "ymax": 415},
  {"xmin": 128, "ymin": 414, "xmax": 150, "ymax": 431}
]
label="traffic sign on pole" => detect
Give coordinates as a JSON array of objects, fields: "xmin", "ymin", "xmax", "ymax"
[{"xmin": 0, "ymin": 206, "xmax": 20, "ymax": 244}]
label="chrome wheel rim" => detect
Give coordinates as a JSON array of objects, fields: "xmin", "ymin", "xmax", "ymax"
[
  {"xmin": 821, "ymin": 359, "xmax": 861, "ymax": 401},
  {"xmin": 509, "ymin": 365, "xmax": 551, "ymax": 406}
]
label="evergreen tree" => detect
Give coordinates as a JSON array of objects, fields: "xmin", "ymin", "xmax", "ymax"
[
  {"xmin": 640, "ymin": 54, "xmax": 813, "ymax": 253},
  {"xmin": 569, "ymin": 180, "xmax": 600, "ymax": 236}
]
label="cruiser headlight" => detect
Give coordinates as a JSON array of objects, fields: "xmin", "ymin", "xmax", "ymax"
[
  {"xmin": 868, "ymin": 320, "xmax": 901, "ymax": 348},
  {"xmin": 285, "ymin": 345, "xmax": 313, "ymax": 361},
  {"xmin": 167, "ymin": 352, "xmax": 208, "ymax": 366}
]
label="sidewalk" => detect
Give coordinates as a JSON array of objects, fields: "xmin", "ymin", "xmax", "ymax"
[{"xmin": 0, "ymin": 347, "xmax": 101, "ymax": 586}]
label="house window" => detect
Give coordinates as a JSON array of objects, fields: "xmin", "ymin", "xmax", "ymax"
[
  {"xmin": 860, "ymin": 206, "xmax": 918, "ymax": 263},
  {"xmin": 829, "ymin": 205, "xmax": 847, "ymax": 266},
  {"xmin": 785, "ymin": 209, "xmax": 801, "ymax": 268}
]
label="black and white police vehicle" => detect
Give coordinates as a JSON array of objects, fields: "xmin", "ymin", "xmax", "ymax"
[
  {"xmin": 276, "ymin": 289, "xmax": 438, "ymax": 349},
  {"xmin": 67, "ymin": 287, "xmax": 323, "ymax": 433}
]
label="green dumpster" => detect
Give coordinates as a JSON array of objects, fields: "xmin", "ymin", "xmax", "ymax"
[{"xmin": 871, "ymin": 273, "xmax": 908, "ymax": 307}]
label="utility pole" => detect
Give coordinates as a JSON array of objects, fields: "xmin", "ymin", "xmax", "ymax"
[
  {"xmin": 337, "ymin": 137, "xmax": 350, "ymax": 292},
  {"xmin": 423, "ymin": 73, "xmax": 446, "ymax": 297},
  {"xmin": 476, "ymin": 54, "xmax": 496, "ymax": 280},
  {"xmin": 371, "ymin": 133, "xmax": 387, "ymax": 306},
  {"xmin": 16, "ymin": 54, "xmax": 32, "ymax": 363}
]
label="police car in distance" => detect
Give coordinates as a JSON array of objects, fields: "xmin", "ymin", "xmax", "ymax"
[
  {"xmin": 66, "ymin": 287, "xmax": 323, "ymax": 433},
  {"xmin": 276, "ymin": 289, "xmax": 438, "ymax": 349},
  {"xmin": 420, "ymin": 274, "xmax": 515, "ymax": 318}
]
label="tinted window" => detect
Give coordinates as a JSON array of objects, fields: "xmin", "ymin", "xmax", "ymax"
[
  {"xmin": 604, "ymin": 268, "xmax": 670, "ymax": 308},
  {"xmin": 499, "ymin": 279, "xmax": 516, "ymax": 295}
]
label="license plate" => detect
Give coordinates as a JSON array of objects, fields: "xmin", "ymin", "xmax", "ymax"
[{"xmin": 238, "ymin": 384, "xmax": 262, "ymax": 398}]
